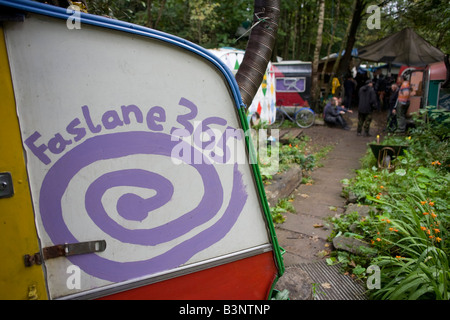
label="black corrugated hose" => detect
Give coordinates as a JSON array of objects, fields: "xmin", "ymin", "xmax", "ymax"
[{"xmin": 235, "ymin": 0, "xmax": 280, "ymax": 108}]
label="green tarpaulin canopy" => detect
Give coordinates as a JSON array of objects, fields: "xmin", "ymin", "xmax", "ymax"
[{"xmin": 358, "ymin": 28, "xmax": 445, "ymax": 66}]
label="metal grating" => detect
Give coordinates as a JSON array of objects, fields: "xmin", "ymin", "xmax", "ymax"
[{"xmin": 294, "ymin": 261, "xmax": 368, "ymax": 300}]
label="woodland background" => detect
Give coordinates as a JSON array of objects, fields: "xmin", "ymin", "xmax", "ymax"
[{"xmin": 84, "ymin": 0, "xmax": 449, "ymax": 106}]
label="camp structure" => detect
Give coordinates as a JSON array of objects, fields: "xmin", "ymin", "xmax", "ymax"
[
  {"xmin": 209, "ymin": 47, "xmax": 277, "ymax": 125},
  {"xmin": 358, "ymin": 28, "xmax": 445, "ymax": 67},
  {"xmin": 272, "ymin": 61, "xmax": 312, "ymax": 108},
  {"xmin": 0, "ymin": 0, "xmax": 284, "ymax": 300}
]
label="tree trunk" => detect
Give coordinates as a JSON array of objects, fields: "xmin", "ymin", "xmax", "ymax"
[
  {"xmin": 281, "ymin": 9, "xmax": 289, "ymax": 59},
  {"xmin": 291, "ymin": 10, "xmax": 297, "ymax": 60},
  {"xmin": 146, "ymin": 0, "xmax": 153, "ymax": 28},
  {"xmin": 326, "ymin": 0, "xmax": 356, "ymax": 98},
  {"xmin": 236, "ymin": 0, "xmax": 281, "ymax": 107},
  {"xmin": 146, "ymin": 0, "xmax": 166, "ymax": 29},
  {"xmin": 154, "ymin": 0, "xmax": 166, "ymax": 29},
  {"xmin": 295, "ymin": 3, "xmax": 303, "ymax": 59},
  {"xmin": 310, "ymin": 0, "xmax": 325, "ymax": 111},
  {"xmin": 320, "ymin": 0, "xmax": 340, "ymax": 94},
  {"xmin": 337, "ymin": 0, "xmax": 366, "ymax": 76}
]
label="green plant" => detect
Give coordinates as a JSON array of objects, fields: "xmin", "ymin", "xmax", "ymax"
[
  {"xmin": 330, "ymin": 113, "xmax": 450, "ymax": 299},
  {"xmin": 271, "ymin": 289, "xmax": 290, "ymax": 300},
  {"xmin": 326, "ymin": 211, "xmax": 379, "ymax": 277},
  {"xmin": 372, "ymin": 247, "xmax": 449, "ymax": 300},
  {"xmin": 326, "ymin": 250, "xmax": 373, "ymax": 279},
  {"xmin": 278, "ymin": 142, "xmax": 316, "ymax": 172},
  {"xmin": 413, "ymin": 106, "xmax": 450, "ymax": 141},
  {"xmin": 270, "ymin": 197, "xmax": 296, "ymax": 224},
  {"xmin": 367, "ymin": 186, "xmax": 449, "ymax": 300}
]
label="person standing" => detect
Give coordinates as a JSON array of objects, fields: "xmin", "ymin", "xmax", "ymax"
[
  {"xmin": 393, "ymin": 75, "xmax": 412, "ymax": 134},
  {"xmin": 386, "ymin": 83, "xmax": 399, "ymax": 132},
  {"xmin": 331, "ymin": 77, "xmax": 341, "ymax": 95},
  {"xmin": 357, "ymin": 80, "xmax": 377, "ymax": 136},
  {"xmin": 343, "ymin": 75, "xmax": 357, "ymax": 110}
]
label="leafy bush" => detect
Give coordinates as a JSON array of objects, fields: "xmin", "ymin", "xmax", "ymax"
[
  {"xmin": 367, "ymin": 186, "xmax": 449, "ymax": 299},
  {"xmin": 278, "ymin": 141, "xmax": 316, "ymax": 172},
  {"xmin": 270, "ymin": 197, "xmax": 296, "ymax": 224},
  {"xmin": 331, "ymin": 106, "xmax": 450, "ymax": 300}
]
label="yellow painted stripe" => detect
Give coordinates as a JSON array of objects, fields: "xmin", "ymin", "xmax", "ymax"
[{"xmin": 0, "ymin": 26, "xmax": 47, "ymax": 300}]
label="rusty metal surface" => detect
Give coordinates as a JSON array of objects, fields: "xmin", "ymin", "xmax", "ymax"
[{"xmin": 24, "ymin": 240, "xmax": 106, "ymax": 267}]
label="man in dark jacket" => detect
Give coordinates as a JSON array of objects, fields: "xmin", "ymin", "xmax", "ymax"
[
  {"xmin": 357, "ymin": 80, "xmax": 377, "ymax": 136},
  {"xmin": 324, "ymin": 97, "xmax": 352, "ymax": 130},
  {"xmin": 343, "ymin": 75, "xmax": 357, "ymax": 110},
  {"xmin": 386, "ymin": 83, "xmax": 399, "ymax": 132}
]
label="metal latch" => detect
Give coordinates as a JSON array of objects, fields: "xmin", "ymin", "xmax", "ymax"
[
  {"xmin": 24, "ymin": 240, "xmax": 106, "ymax": 267},
  {"xmin": 0, "ymin": 172, "xmax": 14, "ymax": 199}
]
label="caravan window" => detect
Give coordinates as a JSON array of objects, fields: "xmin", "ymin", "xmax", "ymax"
[{"xmin": 276, "ymin": 77, "xmax": 306, "ymax": 93}]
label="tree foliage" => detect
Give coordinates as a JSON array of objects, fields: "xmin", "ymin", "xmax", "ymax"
[
  {"xmin": 83, "ymin": 0, "xmax": 448, "ymax": 109},
  {"xmin": 85, "ymin": 0, "xmax": 254, "ymax": 49},
  {"xmin": 357, "ymin": 0, "xmax": 449, "ymax": 54},
  {"xmin": 85, "ymin": 0, "xmax": 448, "ymax": 57}
]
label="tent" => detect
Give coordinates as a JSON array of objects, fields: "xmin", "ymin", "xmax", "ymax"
[{"xmin": 358, "ymin": 28, "xmax": 445, "ymax": 66}]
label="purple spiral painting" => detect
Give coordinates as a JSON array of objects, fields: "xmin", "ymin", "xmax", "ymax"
[{"xmin": 39, "ymin": 131, "xmax": 247, "ymax": 282}]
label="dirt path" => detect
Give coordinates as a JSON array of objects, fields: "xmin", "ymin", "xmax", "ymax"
[{"xmin": 273, "ymin": 109, "xmax": 388, "ymax": 299}]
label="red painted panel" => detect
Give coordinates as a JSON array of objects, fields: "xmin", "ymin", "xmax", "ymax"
[
  {"xmin": 98, "ymin": 252, "xmax": 278, "ymax": 300},
  {"xmin": 276, "ymin": 92, "xmax": 308, "ymax": 107},
  {"xmin": 428, "ymin": 61, "xmax": 446, "ymax": 81}
]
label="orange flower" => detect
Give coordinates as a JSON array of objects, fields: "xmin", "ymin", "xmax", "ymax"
[
  {"xmin": 434, "ymin": 229, "xmax": 440, "ymax": 233},
  {"xmin": 380, "ymin": 186, "xmax": 384, "ymax": 189},
  {"xmin": 429, "ymin": 235, "xmax": 434, "ymax": 239},
  {"xmin": 376, "ymin": 238, "xmax": 381, "ymax": 242},
  {"xmin": 431, "ymin": 213, "xmax": 437, "ymax": 219},
  {"xmin": 423, "ymin": 212, "xmax": 429, "ymax": 216},
  {"xmin": 389, "ymin": 227, "xmax": 394, "ymax": 232},
  {"xmin": 376, "ymin": 195, "xmax": 381, "ymax": 200},
  {"xmin": 289, "ymin": 144, "xmax": 292, "ymax": 147},
  {"xmin": 429, "ymin": 201, "xmax": 435, "ymax": 206},
  {"xmin": 395, "ymin": 256, "xmax": 404, "ymax": 259},
  {"xmin": 420, "ymin": 226, "xmax": 427, "ymax": 231},
  {"xmin": 420, "ymin": 201, "xmax": 427, "ymax": 205},
  {"xmin": 436, "ymin": 237, "xmax": 442, "ymax": 243},
  {"xmin": 386, "ymin": 219, "xmax": 391, "ymax": 224},
  {"xmin": 427, "ymin": 229, "xmax": 431, "ymax": 235}
]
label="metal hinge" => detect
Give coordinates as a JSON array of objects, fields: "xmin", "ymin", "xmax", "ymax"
[{"xmin": 24, "ymin": 240, "xmax": 106, "ymax": 267}]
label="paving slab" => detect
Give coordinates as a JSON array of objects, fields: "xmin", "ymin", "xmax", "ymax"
[
  {"xmin": 269, "ymin": 111, "xmax": 387, "ymax": 300},
  {"xmin": 275, "ymin": 228, "xmax": 330, "ymax": 266},
  {"xmin": 279, "ymin": 212, "xmax": 332, "ymax": 240}
]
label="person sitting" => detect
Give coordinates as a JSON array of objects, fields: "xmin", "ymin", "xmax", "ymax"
[{"xmin": 323, "ymin": 97, "xmax": 352, "ymax": 130}]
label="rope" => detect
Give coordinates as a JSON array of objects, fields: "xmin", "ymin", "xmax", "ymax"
[{"xmin": 235, "ymin": 11, "xmax": 273, "ymax": 42}]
